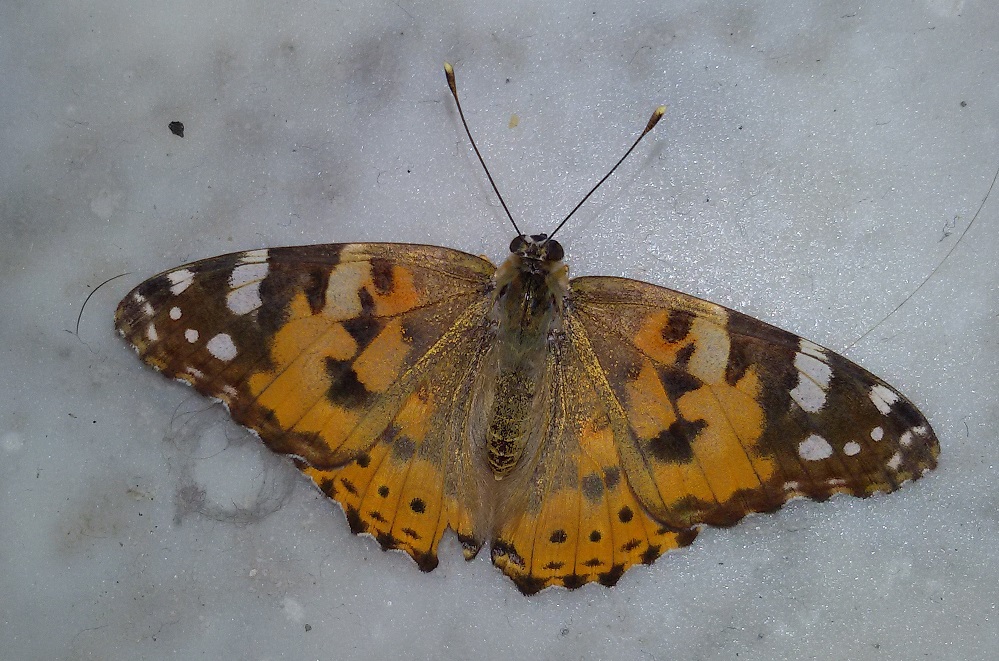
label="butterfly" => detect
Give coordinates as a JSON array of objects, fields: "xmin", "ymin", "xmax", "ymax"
[{"xmin": 114, "ymin": 64, "xmax": 939, "ymax": 595}]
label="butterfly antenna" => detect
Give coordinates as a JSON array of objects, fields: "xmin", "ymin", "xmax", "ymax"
[
  {"xmin": 546, "ymin": 105, "xmax": 666, "ymax": 242},
  {"xmin": 445, "ymin": 63, "xmax": 522, "ymax": 236}
]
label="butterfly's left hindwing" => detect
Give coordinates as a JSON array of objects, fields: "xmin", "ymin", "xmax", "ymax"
[{"xmin": 116, "ymin": 243, "xmax": 498, "ymax": 568}]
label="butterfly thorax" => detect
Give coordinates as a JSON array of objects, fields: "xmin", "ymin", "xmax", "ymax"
[{"xmin": 486, "ymin": 235, "xmax": 569, "ymax": 479}]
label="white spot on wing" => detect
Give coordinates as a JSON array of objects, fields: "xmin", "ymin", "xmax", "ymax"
[
  {"xmin": 238, "ymin": 249, "xmax": 269, "ymax": 265},
  {"xmin": 686, "ymin": 317, "xmax": 731, "ymax": 384},
  {"xmin": 799, "ymin": 339, "xmax": 826, "ymax": 359},
  {"xmin": 146, "ymin": 324, "xmax": 158, "ymax": 341},
  {"xmin": 843, "ymin": 441, "xmax": 861, "ymax": 456},
  {"xmin": 230, "ymin": 261, "xmax": 269, "ymax": 288},
  {"xmin": 168, "ymin": 269, "xmax": 195, "ymax": 295},
  {"xmin": 323, "ymin": 261, "xmax": 371, "ymax": 320},
  {"xmin": 221, "ymin": 384, "xmax": 239, "ymax": 398},
  {"xmin": 142, "ymin": 302, "xmax": 155, "ymax": 317},
  {"xmin": 798, "ymin": 434, "xmax": 833, "ymax": 461},
  {"xmin": 227, "ymin": 283, "xmax": 262, "ymax": 315},
  {"xmin": 169, "ymin": 306, "xmax": 182, "ymax": 320},
  {"xmin": 184, "ymin": 329, "xmax": 199, "ymax": 343},
  {"xmin": 206, "ymin": 333, "xmax": 237, "ymax": 361},
  {"xmin": 900, "ymin": 430, "xmax": 914, "ymax": 447},
  {"xmin": 871, "ymin": 426, "xmax": 884, "ymax": 441},
  {"xmin": 790, "ymin": 374, "xmax": 826, "ymax": 413},
  {"xmin": 887, "ymin": 452, "xmax": 902, "ymax": 470},
  {"xmin": 870, "ymin": 384, "xmax": 899, "ymax": 415},
  {"xmin": 795, "ymin": 349, "xmax": 832, "ymax": 387},
  {"xmin": 790, "ymin": 343, "xmax": 832, "ymax": 413},
  {"xmin": 186, "ymin": 366, "xmax": 205, "ymax": 380}
]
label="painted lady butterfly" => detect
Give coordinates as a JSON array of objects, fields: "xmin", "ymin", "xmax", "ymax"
[{"xmin": 115, "ymin": 64, "xmax": 938, "ymax": 595}]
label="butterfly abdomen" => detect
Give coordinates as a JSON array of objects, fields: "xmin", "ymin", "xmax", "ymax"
[{"xmin": 486, "ymin": 366, "xmax": 541, "ymax": 477}]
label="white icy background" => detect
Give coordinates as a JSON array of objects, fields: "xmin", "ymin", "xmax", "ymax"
[{"xmin": 2, "ymin": 1, "xmax": 997, "ymax": 659}]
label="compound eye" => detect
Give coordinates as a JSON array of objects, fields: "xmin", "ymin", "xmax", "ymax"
[
  {"xmin": 544, "ymin": 239, "xmax": 564, "ymax": 262},
  {"xmin": 509, "ymin": 235, "xmax": 528, "ymax": 253}
]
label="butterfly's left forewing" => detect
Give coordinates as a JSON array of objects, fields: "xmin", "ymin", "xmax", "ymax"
[
  {"xmin": 116, "ymin": 243, "xmax": 498, "ymax": 569},
  {"xmin": 569, "ymin": 276, "xmax": 939, "ymax": 530}
]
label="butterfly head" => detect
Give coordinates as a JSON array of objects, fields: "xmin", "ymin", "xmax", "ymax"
[
  {"xmin": 509, "ymin": 234, "xmax": 564, "ymax": 266},
  {"xmin": 493, "ymin": 233, "xmax": 569, "ymax": 328}
]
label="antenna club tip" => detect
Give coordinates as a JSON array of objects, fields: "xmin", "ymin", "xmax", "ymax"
[
  {"xmin": 644, "ymin": 105, "xmax": 667, "ymax": 134},
  {"xmin": 444, "ymin": 62, "xmax": 454, "ymax": 74}
]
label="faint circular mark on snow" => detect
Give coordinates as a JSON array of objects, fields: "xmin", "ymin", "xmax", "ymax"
[
  {"xmin": 283, "ymin": 597, "xmax": 305, "ymax": 623},
  {"xmin": 2, "ymin": 431, "xmax": 24, "ymax": 452}
]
